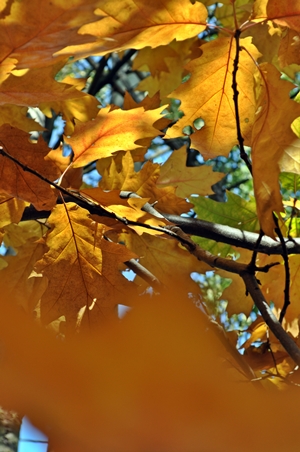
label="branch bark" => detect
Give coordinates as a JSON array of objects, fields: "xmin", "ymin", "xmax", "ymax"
[{"xmin": 21, "ymin": 203, "xmax": 300, "ymax": 255}]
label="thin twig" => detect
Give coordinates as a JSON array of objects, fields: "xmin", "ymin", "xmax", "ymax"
[
  {"xmin": 273, "ymin": 215, "xmax": 291, "ymax": 323},
  {"xmin": 104, "ymin": 235, "xmax": 163, "ymax": 292},
  {"xmin": 232, "ymin": 30, "xmax": 253, "ymax": 173},
  {"xmin": 248, "ymin": 229, "xmax": 264, "ymax": 271}
]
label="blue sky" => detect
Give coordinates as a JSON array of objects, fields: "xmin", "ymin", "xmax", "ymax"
[{"xmin": 18, "ymin": 417, "xmax": 48, "ymax": 452}]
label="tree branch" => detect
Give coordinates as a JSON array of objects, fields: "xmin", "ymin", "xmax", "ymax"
[
  {"xmin": 166, "ymin": 226, "xmax": 300, "ymax": 367},
  {"xmin": 20, "ymin": 203, "xmax": 300, "ymax": 255}
]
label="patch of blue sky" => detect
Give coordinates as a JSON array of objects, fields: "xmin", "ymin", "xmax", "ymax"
[{"xmin": 18, "ymin": 417, "xmax": 48, "ymax": 452}]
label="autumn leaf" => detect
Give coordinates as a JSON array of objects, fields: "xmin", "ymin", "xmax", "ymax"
[
  {"xmin": 65, "ymin": 105, "xmax": 166, "ymax": 167},
  {"xmin": 54, "ymin": 0, "xmax": 208, "ymax": 59},
  {"xmin": 0, "ymin": 125, "xmax": 59, "ymax": 210},
  {"xmin": 35, "ymin": 203, "xmax": 137, "ymax": 329},
  {"xmin": 251, "ymin": 63, "xmax": 300, "ymax": 237},
  {"xmin": 2, "ymin": 287, "xmax": 300, "ymax": 451},
  {"xmin": 166, "ymin": 37, "xmax": 261, "ymax": 159},
  {"xmin": 117, "ymin": 229, "xmax": 209, "ymax": 291},
  {"xmin": 81, "ymin": 187, "xmax": 167, "ymax": 231},
  {"xmin": 157, "ymin": 146, "xmax": 224, "ymax": 198},
  {"xmin": 0, "ymin": 239, "xmax": 47, "ymax": 314},
  {"xmin": 133, "ymin": 38, "xmax": 202, "ymax": 99},
  {"xmin": 252, "ymin": 0, "xmax": 300, "ymax": 32},
  {"xmin": 215, "ymin": 0, "xmax": 254, "ymax": 29},
  {"xmin": 0, "ymin": 0, "xmax": 103, "ymax": 69},
  {"xmin": 0, "ymin": 194, "xmax": 27, "ymax": 228},
  {"xmin": 220, "ymin": 249, "xmax": 256, "ymax": 317},
  {"xmin": 0, "ymin": 65, "xmax": 99, "ymax": 135},
  {"xmin": 99, "ymin": 152, "xmax": 192, "ymax": 215},
  {"xmin": 258, "ymin": 253, "xmax": 300, "ymax": 324}
]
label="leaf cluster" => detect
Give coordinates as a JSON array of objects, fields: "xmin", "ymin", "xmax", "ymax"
[{"xmin": 1, "ymin": 0, "xmax": 300, "ymax": 450}]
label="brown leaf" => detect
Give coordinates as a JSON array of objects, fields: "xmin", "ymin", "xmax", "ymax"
[
  {"xmin": 0, "ymin": 125, "xmax": 59, "ymax": 210},
  {"xmin": 35, "ymin": 203, "xmax": 137, "ymax": 330}
]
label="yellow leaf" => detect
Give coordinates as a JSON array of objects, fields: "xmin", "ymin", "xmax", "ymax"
[
  {"xmin": 81, "ymin": 187, "xmax": 167, "ymax": 232},
  {"xmin": 157, "ymin": 146, "xmax": 224, "ymax": 198},
  {"xmin": 118, "ymin": 229, "xmax": 209, "ymax": 291},
  {"xmin": 251, "ymin": 63, "xmax": 300, "ymax": 237},
  {"xmin": 215, "ymin": 0, "xmax": 254, "ymax": 29},
  {"xmin": 0, "ymin": 104, "xmax": 45, "ymax": 132},
  {"xmin": 166, "ymin": 37, "xmax": 260, "ymax": 159},
  {"xmin": 0, "ymin": 194, "xmax": 26, "ymax": 229},
  {"xmin": 35, "ymin": 203, "xmax": 137, "ymax": 330},
  {"xmin": 259, "ymin": 253, "xmax": 300, "ymax": 324},
  {"xmin": 133, "ymin": 38, "xmax": 202, "ymax": 99},
  {"xmin": 0, "ymin": 65, "xmax": 99, "ymax": 135},
  {"xmin": 220, "ymin": 249, "xmax": 255, "ymax": 317},
  {"xmin": 99, "ymin": 152, "xmax": 192, "ymax": 215}
]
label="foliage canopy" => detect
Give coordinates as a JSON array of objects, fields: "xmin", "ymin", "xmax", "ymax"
[{"xmin": 1, "ymin": 0, "xmax": 300, "ymax": 450}]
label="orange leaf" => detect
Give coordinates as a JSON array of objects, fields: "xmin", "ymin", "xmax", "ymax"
[
  {"xmin": 65, "ymin": 106, "xmax": 166, "ymax": 167},
  {"xmin": 1, "ymin": 288, "xmax": 300, "ymax": 451},
  {"xmin": 118, "ymin": 229, "xmax": 209, "ymax": 291},
  {"xmin": 81, "ymin": 187, "xmax": 167, "ymax": 232},
  {"xmin": 0, "ymin": 0, "xmax": 103, "ymax": 69},
  {"xmin": 252, "ymin": 0, "xmax": 300, "ymax": 32},
  {"xmin": 0, "ymin": 194, "xmax": 26, "ymax": 228},
  {"xmin": 55, "ymin": 0, "xmax": 208, "ymax": 58}
]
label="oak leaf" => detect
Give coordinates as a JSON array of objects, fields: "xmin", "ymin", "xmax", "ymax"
[
  {"xmin": 157, "ymin": 146, "xmax": 224, "ymax": 198},
  {"xmin": 166, "ymin": 37, "xmax": 260, "ymax": 159},
  {"xmin": 1, "ymin": 288, "xmax": 300, "ymax": 451},
  {"xmin": 54, "ymin": 0, "xmax": 208, "ymax": 58},
  {"xmin": 0, "ymin": 0, "xmax": 102, "ymax": 69},
  {"xmin": 0, "ymin": 65, "xmax": 99, "ymax": 135},
  {"xmin": 118, "ymin": 229, "xmax": 209, "ymax": 291},
  {"xmin": 65, "ymin": 105, "xmax": 166, "ymax": 167},
  {"xmin": 0, "ymin": 194, "xmax": 26, "ymax": 229},
  {"xmin": 133, "ymin": 38, "xmax": 202, "ymax": 99},
  {"xmin": 191, "ymin": 191, "xmax": 259, "ymax": 231},
  {"xmin": 0, "ymin": 125, "xmax": 59, "ymax": 210},
  {"xmin": 81, "ymin": 187, "xmax": 167, "ymax": 232},
  {"xmin": 99, "ymin": 152, "xmax": 192, "ymax": 215},
  {"xmin": 0, "ymin": 239, "xmax": 47, "ymax": 314},
  {"xmin": 252, "ymin": 0, "xmax": 300, "ymax": 32},
  {"xmin": 35, "ymin": 203, "xmax": 137, "ymax": 329},
  {"xmin": 251, "ymin": 63, "xmax": 300, "ymax": 237}
]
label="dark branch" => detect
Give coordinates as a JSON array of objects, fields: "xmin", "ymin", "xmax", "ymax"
[{"xmin": 20, "ymin": 204, "xmax": 300, "ymax": 255}]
